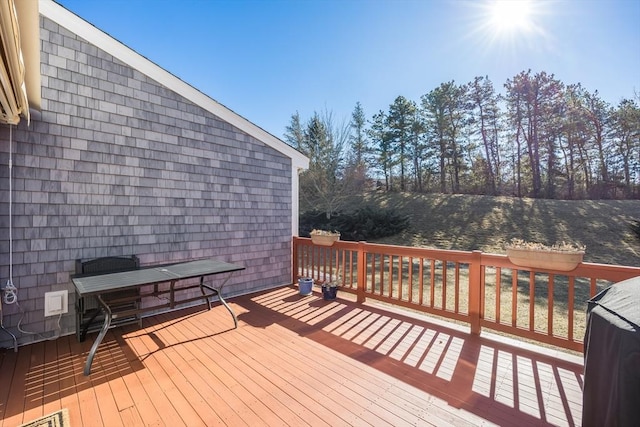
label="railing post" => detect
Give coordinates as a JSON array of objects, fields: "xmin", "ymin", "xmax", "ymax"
[
  {"xmin": 292, "ymin": 237, "xmax": 299, "ymax": 284},
  {"xmin": 357, "ymin": 241, "xmax": 367, "ymax": 303},
  {"xmin": 469, "ymin": 250, "xmax": 482, "ymax": 335}
]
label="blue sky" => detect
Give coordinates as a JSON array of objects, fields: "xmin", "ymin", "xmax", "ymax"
[{"xmin": 56, "ymin": 0, "xmax": 640, "ymax": 140}]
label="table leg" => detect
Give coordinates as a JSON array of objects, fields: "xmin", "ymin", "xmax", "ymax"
[
  {"xmin": 79, "ymin": 307, "xmax": 102, "ymax": 342},
  {"xmin": 169, "ymin": 280, "xmax": 176, "ymax": 308},
  {"xmin": 202, "ymin": 273, "xmax": 237, "ymax": 329},
  {"xmin": 84, "ymin": 294, "xmax": 112, "ymax": 376},
  {"xmin": 199, "ymin": 276, "xmax": 212, "ymax": 311}
]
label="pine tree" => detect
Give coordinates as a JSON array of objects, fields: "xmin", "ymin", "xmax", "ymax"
[
  {"xmin": 386, "ymin": 96, "xmax": 418, "ymax": 191},
  {"xmin": 345, "ymin": 102, "xmax": 372, "ymax": 191}
]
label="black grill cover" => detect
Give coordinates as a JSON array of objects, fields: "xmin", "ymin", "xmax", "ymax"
[{"xmin": 582, "ymin": 276, "xmax": 640, "ymax": 427}]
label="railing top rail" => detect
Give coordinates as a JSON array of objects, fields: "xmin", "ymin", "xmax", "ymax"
[
  {"xmin": 480, "ymin": 251, "xmax": 640, "ymax": 282},
  {"xmin": 295, "ymin": 236, "xmax": 640, "ymax": 282},
  {"xmin": 294, "ymin": 237, "xmax": 476, "ymax": 261}
]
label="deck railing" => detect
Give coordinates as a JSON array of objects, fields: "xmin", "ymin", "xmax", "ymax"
[{"xmin": 293, "ymin": 237, "xmax": 640, "ymax": 352}]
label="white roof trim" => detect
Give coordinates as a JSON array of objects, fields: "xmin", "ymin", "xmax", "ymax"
[{"xmin": 39, "ymin": 0, "xmax": 309, "ymax": 170}]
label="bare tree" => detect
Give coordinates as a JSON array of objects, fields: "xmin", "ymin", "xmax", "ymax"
[
  {"xmin": 468, "ymin": 76, "xmax": 501, "ymax": 194},
  {"xmin": 294, "ymin": 110, "xmax": 350, "ymax": 216},
  {"xmin": 611, "ymin": 99, "xmax": 640, "ymax": 197}
]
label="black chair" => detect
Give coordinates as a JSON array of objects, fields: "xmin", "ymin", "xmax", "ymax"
[{"xmin": 74, "ymin": 255, "xmax": 141, "ymax": 342}]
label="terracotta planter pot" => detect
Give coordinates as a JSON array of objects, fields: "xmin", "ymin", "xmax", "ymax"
[
  {"xmin": 310, "ymin": 234, "xmax": 340, "ymax": 246},
  {"xmin": 506, "ymin": 248, "xmax": 584, "ymax": 272}
]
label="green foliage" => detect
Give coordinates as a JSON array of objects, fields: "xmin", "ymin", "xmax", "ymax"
[
  {"xmin": 300, "ymin": 207, "xmax": 409, "ymax": 241},
  {"xmin": 299, "ymin": 210, "xmax": 333, "ymax": 237}
]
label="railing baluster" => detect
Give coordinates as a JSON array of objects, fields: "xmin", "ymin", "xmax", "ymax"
[
  {"xmin": 568, "ymin": 276, "xmax": 575, "ymax": 342},
  {"xmin": 548, "ymin": 273, "xmax": 555, "ymax": 337},
  {"xmin": 357, "ymin": 241, "xmax": 366, "ymax": 303},
  {"xmin": 322, "ymin": 246, "xmax": 327, "ymax": 282},
  {"xmin": 398, "ymin": 255, "xmax": 403, "ymax": 300},
  {"xmin": 408, "ymin": 256, "xmax": 414, "ymax": 303},
  {"xmin": 418, "ymin": 258, "xmax": 424, "ymax": 306},
  {"xmin": 343, "ymin": 249, "xmax": 348, "ymax": 287},
  {"xmin": 495, "ymin": 267, "xmax": 502, "ymax": 325},
  {"xmin": 512, "ymin": 271, "xmax": 518, "ymax": 328},
  {"xmin": 381, "ymin": 255, "xmax": 387, "ymax": 297},
  {"xmin": 379, "ymin": 253, "xmax": 384, "ymax": 295},
  {"xmin": 469, "ymin": 251, "xmax": 482, "ymax": 334},
  {"xmin": 303, "ymin": 244, "xmax": 308, "ymax": 278},
  {"xmin": 348, "ymin": 250, "xmax": 353, "ymax": 288},
  {"xmin": 529, "ymin": 271, "xmax": 535, "ymax": 332},
  {"xmin": 388, "ymin": 255, "xmax": 393, "ymax": 299},
  {"xmin": 479, "ymin": 263, "xmax": 485, "ymax": 319},
  {"xmin": 292, "ymin": 237, "xmax": 640, "ymax": 352},
  {"xmin": 430, "ymin": 259, "xmax": 435, "ymax": 308},
  {"xmin": 378, "ymin": 254, "xmax": 387, "ymax": 296},
  {"xmin": 441, "ymin": 261, "xmax": 447, "ymax": 310},
  {"xmin": 371, "ymin": 253, "xmax": 376, "ymax": 294},
  {"xmin": 454, "ymin": 262, "xmax": 460, "ymax": 314}
]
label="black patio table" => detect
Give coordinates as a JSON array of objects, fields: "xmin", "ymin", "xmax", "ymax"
[
  {"xmin": 72, "ymin": 259, "xmax": 244, "ymax": 375},
  {"xmin": 582, "ymin": 275, "xmax": 640, "ymax": 427}
]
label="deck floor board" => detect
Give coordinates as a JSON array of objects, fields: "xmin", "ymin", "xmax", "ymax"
[{"xmin": 1, "ymin": 286, "xmax": 584, "ymax": 426}]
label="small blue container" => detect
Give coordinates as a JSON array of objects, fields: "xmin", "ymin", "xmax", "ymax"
[{"xmin": 298, "ymin": 277, "xmax": 313, "ymax": 295}]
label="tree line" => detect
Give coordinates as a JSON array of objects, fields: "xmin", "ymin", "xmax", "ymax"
[{"xmin": 284, "ymin": 70, "xmax": 640, "ymax": 215}]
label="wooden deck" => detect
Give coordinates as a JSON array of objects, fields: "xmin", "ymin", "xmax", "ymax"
[{"xmin": 0, "ymin": 286, "xmax": 584, "ymax": 427}]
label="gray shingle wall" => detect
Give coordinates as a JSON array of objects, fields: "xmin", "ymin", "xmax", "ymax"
[{"xmin": 0, "ymin": 16, "xmax": 293, "ymax": 347}]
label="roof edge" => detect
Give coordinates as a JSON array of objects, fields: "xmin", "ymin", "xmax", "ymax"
[{"xmin": 40, "ymin": 0, "xmax": 309, "ymax": 170}]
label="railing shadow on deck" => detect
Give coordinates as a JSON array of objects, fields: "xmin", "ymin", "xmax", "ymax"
[
  {"xmin": 0, "ymin": 330, "xmax": 142, "ymax": 421},
  {"xmin": 293, "ymin": 237, "xmax": 640, "ymax": 353},
  {"xmin": 237, "ymin": 286, "xmax": 585, "ymax": 427},
  {"xmin": 0, "ymin": 305, "xmax": 213, "ymax": 421}
]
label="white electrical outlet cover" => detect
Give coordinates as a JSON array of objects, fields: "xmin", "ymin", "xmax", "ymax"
[{"xmin": 44, "ymin": 290, "xmax": 68, "ymax": 316}]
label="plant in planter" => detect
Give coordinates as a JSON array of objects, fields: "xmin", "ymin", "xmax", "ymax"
[
  {"xmin": 321, "ymin": 281, "xmax": 338, "ymax": 300},
  {"xmin": 310, "ymin": 229, "xmax": 341, "ymax": 246},
  {"xmin": 505, "ymin": 239, "xmax": 586, "ymax": 272},
  {"xmin": 321, "ymin": 270, "xmax": 341, "ymax": 300}
]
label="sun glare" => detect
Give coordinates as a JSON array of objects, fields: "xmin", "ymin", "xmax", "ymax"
[
  {"xmin": 489, "ymin": 0, "xmax": 533, "ymax": 34},
  {"xmin": 463, "ymin": 0, "xmax": 549, "ymax": 53}
]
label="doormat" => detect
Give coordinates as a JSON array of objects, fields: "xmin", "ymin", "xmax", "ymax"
[{"xmin": 19, "ymin": 408, "xmax": 69, "ymax": 427}]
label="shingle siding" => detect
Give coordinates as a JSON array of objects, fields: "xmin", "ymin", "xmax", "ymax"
[{"xmin": 0, "ymin": 16, "xmax": 293, "ymax": 348}]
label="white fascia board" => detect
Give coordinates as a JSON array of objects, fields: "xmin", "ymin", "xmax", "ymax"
[{"xmin": 39, "ymin": 0, "xmax": 309, "ymax": 171}]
